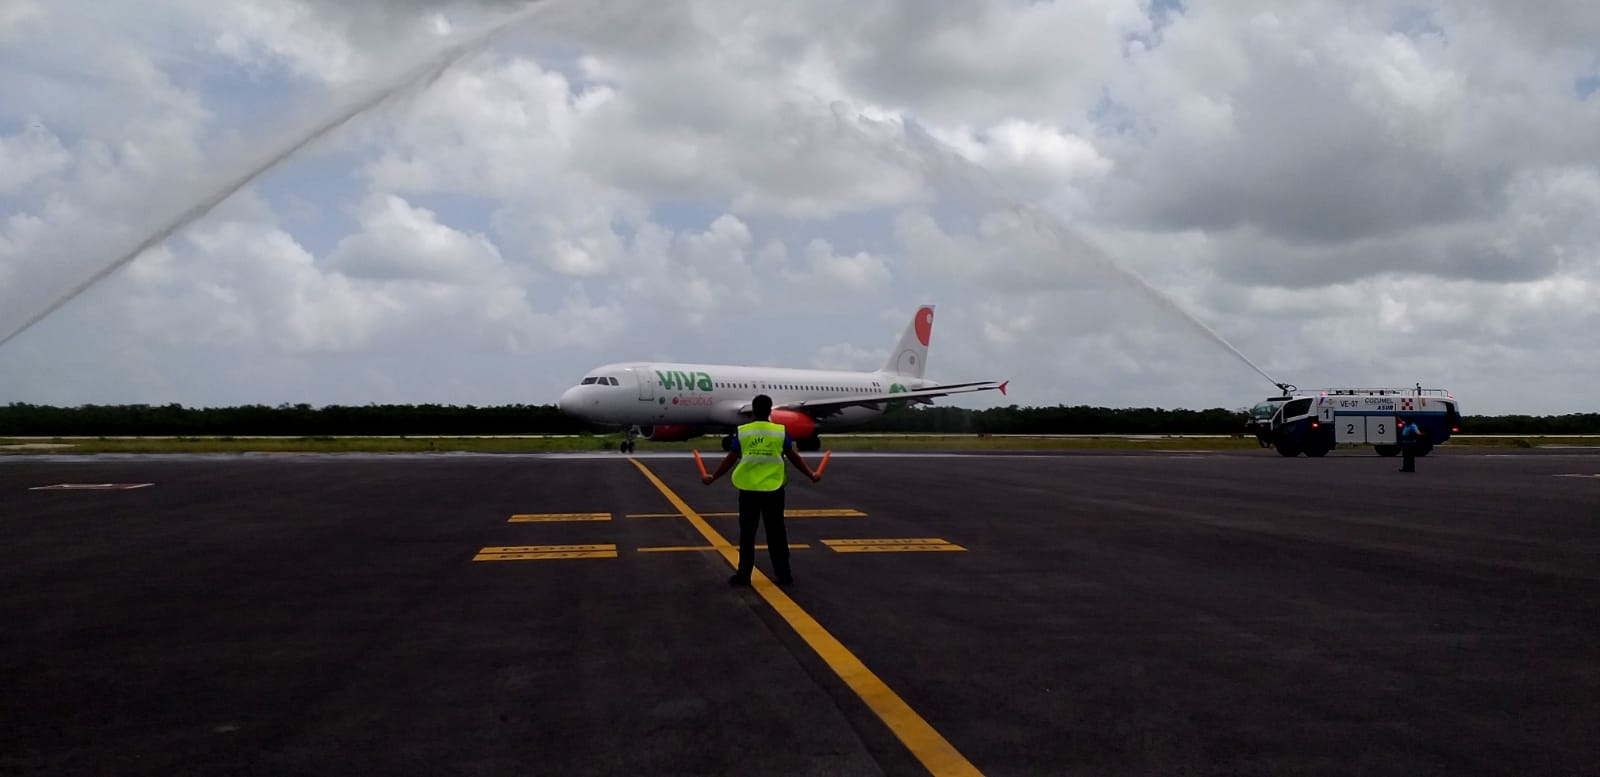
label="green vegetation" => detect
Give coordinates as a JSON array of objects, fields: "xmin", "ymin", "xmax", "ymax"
[
  {"xmin": 4, "ymin": 432, "xmax": 1597, "ymax": 455},
  {"xmin": 1, "ymin": 401, "xmax": 1596, "ymax": 454}
]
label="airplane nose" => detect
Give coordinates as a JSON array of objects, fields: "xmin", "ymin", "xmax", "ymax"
[{"xmin": 558, "ymin": 386, "xmax": 578, "ymax": 413}]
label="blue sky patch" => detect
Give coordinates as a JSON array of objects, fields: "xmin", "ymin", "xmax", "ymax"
[
  {"xmin": 647, "ymin": 199, "xmax": 724, "ymax": 232},
  {"xmin": 1392, "ymin": 5, "xmax": 1445, "ymax": 39},
  {"xmin": 403, "ymin": 191, "xmax": 501, "ymax": 238},
  {"xmin": 1123, "ymin": 0, "xmax": 1184, "ymax": 54},
  {"xmin": 249, "ymin": 151, "xmax": 368, "ymax": 258},
  {"xmin": 1577, "ymin": 73, "xmax": 1600, "ymax": 100}
]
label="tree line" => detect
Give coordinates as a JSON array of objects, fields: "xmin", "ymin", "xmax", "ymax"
[{"xmin": 2, "ymin": 402, "xmax": 1596, "ymax": 436}]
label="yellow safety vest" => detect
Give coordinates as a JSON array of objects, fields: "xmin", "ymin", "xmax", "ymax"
[{"xmin": 731, "ymin": 420, "xmax": 787, "ymax": 491}]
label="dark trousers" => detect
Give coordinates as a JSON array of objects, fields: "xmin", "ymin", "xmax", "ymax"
[
  {"xmin": 736, "ymin": 487, "xmax": 790, "ymax": 580},
  {"xmin": 1401, "ymin": 443, "xmax": 1416, "ymax": 472}
]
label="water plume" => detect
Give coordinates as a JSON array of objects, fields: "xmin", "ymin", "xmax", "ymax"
[
  {"xmin": 0, "ymin": 1, "xmax": 554, "ymax": 351},
  {"xmin": 811, "ymin": 101, "xmax": 1287, "ymax": 392}
]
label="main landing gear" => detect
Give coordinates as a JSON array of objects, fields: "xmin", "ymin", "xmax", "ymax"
[{"xmin": 620, "ymin": 426, "xmax": 637, "ymax": 454}]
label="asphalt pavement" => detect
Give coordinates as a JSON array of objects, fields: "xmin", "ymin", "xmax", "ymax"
[{"xmin": 2, "ymin": 447, "xmax": 1597, "ymax": 776}]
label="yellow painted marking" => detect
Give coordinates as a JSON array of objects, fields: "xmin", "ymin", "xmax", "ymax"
[
  {"xmin": 628, "ymin": 460, "xmax": 983, "ymax": 777},
  {"xmin": 626, "ymin": 508, "xmax": 866, "ymax": 518},
  {"xmin": 508, "ymin": 512, "xmax": 611, "ymax": 522},
  {"xmin": 828, "ymin": 544, "xmax": 966, "ymax": 553},
  {"xmin": 480, "ymin": 544, "xmax": 616, "ymax": 553},
  {"xmin": 824, "ymin": 538, "xmax": 951, "ymax": 546},
  {"xmin": 474, "ymin": 543, "xmax": 617, "ymax": 561},
  {"xmin": 823, "ymin": 538, "xmax": 967, "ymax": 553},
  {"xmin": 474, "ymin": 551, "xmax": 616, "ymax": 561},
  {"xmin": 638, "ymin": 544, "xmax": 812, "ymax": 553}
]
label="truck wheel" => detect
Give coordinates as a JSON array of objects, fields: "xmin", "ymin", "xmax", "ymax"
[
  {"xmin": 1275, "ymin": 441, "xmax": 1301, "ymax": 457},
  {"xmin": 1374, "ymin": 445, "xmax": 1399, "ymax": 457},
  {"xmin": 1304, "ymin": 445, "xmax": 1329, "ymax": 457}
]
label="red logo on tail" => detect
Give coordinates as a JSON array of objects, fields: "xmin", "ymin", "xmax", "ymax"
[{"xmin": 914, "ymin": 307, "xmax": 933, "ymax": 346}]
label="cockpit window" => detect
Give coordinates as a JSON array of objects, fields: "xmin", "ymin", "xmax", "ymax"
[{"xmin": 581, "ymin": 377, "xmax": 598, "ymax": 385}]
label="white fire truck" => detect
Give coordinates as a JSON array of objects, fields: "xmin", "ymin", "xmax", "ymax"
[{"xmin": 1247, "ymin": 385, "xmax": 1462, "ymax": 458}]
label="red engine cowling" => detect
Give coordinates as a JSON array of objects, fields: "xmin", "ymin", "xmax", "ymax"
[
  {"xmin": 768, "ymin": 409, "xmax": 816, "ymax": 441},
  {"xmin": 638, "ymin": 425, "xmax": 703, "ymax": 442}
]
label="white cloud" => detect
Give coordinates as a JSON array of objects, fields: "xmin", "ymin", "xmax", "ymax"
[
  {"xmin": 0, "ymin": 121, "xmax": 72, "ymax": 195},
  {"xmin": 210, "ymin": 1, "xmax": 366, "ymax": 84},
  {"xmin": 0, "ymin": 0, "xmax": 42, "ymax": 39},
  {"xmin": 810, "ymin": 342, "xmax": 886, "ymax": 372},
  {"xmin": 326, "ymin": 194, "xmax": 509, "ymax": 283},
  {"xmin": 788, "ymin": 238, "xmax": 892, "ymax": 295},
  {"xmin": 2, "ymin": 0, "xmax": 1598, "ymax": 415}
]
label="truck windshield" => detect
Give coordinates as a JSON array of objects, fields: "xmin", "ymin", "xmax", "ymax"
[{"xmin": 1250, "ymin": 402, "xmax": 1280, "ymax": 420}]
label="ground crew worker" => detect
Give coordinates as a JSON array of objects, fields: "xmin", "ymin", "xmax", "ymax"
[
  {"xmin": 1398, "ymin": 415, "xmax": 1423, "ymax": 472},
  {"xmin": 701, "ymin": 394, "xmax": 820, "ymax": 586}
]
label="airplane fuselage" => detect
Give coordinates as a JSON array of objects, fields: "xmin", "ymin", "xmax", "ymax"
[
  {"xmin": 558, "ymin": 361, "xmax": 933, "ymax": 430},
  {"xmin": 555, "ymin": 304, "xmax": 1005, "ymax": 450}
]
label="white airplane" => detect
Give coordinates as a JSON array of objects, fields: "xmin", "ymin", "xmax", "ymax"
[{"xmin": 556, "ymin": 304, "xmax": 1009, "ymax": 453}]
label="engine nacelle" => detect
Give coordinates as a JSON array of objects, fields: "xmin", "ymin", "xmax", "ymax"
[
  {"xmin": 768, "ymin": 409, "xmax": 816, "ymax": 441},
  {"xmin": 638, "ymin": 424, "xmax": 703, "ymax": 442}
]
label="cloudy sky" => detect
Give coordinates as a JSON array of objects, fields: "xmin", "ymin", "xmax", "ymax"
[{"xmin": 2, "ymin": 0, "xmax": 1597, "ymax": 415}]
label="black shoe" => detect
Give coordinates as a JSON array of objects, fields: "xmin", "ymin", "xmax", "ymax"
[
  {"xmin": 775, "ymin": 574, "xmax": 794, "ymax": 586},
  {"xmin": 729, "ymin": 574, "xmax": 750, "ymax": 586}
]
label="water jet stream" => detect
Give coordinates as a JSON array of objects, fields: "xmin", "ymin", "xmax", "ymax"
[
  {"xmin": 823, "ymin": 103, "xmax": 1286, "ymax": 392},
  {"xmin": 0, "ymin": 1, "xmax": 554, "ymax": 352}
]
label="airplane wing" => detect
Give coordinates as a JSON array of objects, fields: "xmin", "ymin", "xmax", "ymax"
[{"xmin": 738, "ymin": 380, "xmax": 1009, "ymax": 419}]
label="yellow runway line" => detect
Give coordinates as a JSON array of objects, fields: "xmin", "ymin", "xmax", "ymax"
[
  {"xmin": 508, "ymin": 512, "xmax": 611, "ymax": 522},
  {"xmin": 628, "ymin": 459, "xmax": 984, "ymax": 777},
  {"xmin": 822, "ymin": 538, "xmax": 967, "ymax": 553},
  {"xmin": 626, "ymin": 509, "xmax": 866, "ymax": 518},
  {"xmin": 473, "ymin": 544, "xmax": 618, "ymax": 561},
  {"xmin": 638, "ymin": 544, "xmax": 812, "ymax": 553}
]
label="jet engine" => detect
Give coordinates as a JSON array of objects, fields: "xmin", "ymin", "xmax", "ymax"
[
  {"xmin": 768, "ymin": 409, "xmax": 816, "ymax": 441},
  {"xmin": 638, "ymin": 425, "xmax": 703, "ymax": 442}
]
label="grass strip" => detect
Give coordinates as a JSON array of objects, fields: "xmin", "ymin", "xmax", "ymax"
[{"xmin": 3, "ymin": 434, "xmax": 1596, "ymax": 455}]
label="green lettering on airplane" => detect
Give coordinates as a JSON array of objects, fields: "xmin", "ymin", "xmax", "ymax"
[
  {"xmin": 656, "ymin": 370, "xmax": 717, "ymax": 392},
  {"xmin": 886, "ymin": 382, "xmax": 910, "ymax": 414}
]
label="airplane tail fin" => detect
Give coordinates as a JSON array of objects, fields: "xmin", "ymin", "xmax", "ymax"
[{"xmin": 882, "ymin": 304, "xmax": 934, "ymax": 378}]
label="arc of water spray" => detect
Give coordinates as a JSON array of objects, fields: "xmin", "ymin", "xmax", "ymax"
[
  {"xmin": 832, "ymin": 103, "xmax": 1286, "ymax": 392},
  {"xmin": 998, "ymin": 194, "xmax": 1286, "ymax": 391},
  {"xmin": 0, "ymin": 1, "xmax": 555, "ymax": 352}
]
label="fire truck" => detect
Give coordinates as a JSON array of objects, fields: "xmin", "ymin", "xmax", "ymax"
[{"xmin": 1247, "ymin": 385, "xmax": 1462, "ymax": 457}]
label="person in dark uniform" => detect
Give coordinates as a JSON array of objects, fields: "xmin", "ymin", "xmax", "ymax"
[
  {"xmin": 702, "ymin": 394, "xmax": 821, "ymax": 586},
  {"xmin": 1398, "ymin": 415, "xmax": 1423, "ymax": 472}
]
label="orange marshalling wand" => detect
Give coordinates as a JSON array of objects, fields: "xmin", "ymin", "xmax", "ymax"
[
  {"xmin": 816, "ymin": 451, "xmax": 832, "ymax": 476},
  {"xmin": 692, "ymin": 449, "xmax": 709, "ymax": 479}
]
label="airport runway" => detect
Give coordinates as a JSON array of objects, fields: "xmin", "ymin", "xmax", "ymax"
[{"xmin": 2, "ymin": 448, "xmax": 1598, "ymax": 776}]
